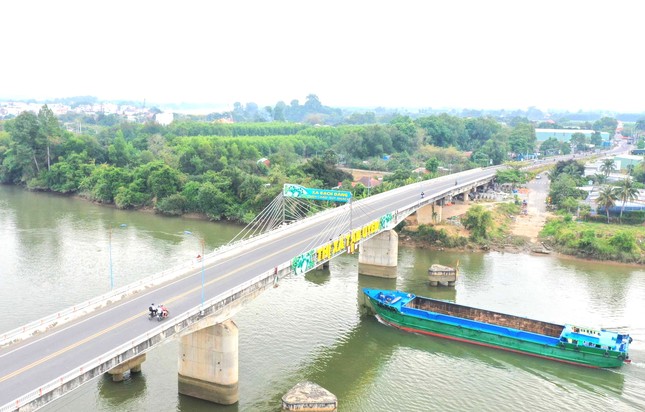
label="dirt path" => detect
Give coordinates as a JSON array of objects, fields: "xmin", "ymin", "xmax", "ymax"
[
  {"xmin": 510, "ymin": 175, "xmax": 552, "ymax": 243},
  {"xmin": 407, "ymin": 175, "xmax": 553, "ymax": 244}
]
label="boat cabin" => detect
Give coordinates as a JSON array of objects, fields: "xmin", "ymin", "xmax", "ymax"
[{"xmin": 559, "ymin": 324, "xmax": 630, "ymax": 353}]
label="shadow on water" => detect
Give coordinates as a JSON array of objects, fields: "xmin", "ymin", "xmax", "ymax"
[
  {"xmin": 97, "ymin": 372, "xmax": 147, "ymax": 407},
  {"xmin": 304, "ymin": 267, "xmax": 331, "ymax": 286},
  {"xmin": 292, "ymin": 278, "xmax": 625, "ymax": 404},
  {"xmin": 178, "ymin": 394, "xmax": 239, "ymax": 412}
]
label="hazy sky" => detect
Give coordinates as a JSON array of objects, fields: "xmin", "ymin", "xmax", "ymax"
[{"xmin": 2, "ymin": 0, "xmax": 643, "ymax": 112}]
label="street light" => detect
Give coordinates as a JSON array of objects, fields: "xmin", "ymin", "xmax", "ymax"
[{"xmin": 184, "ymin": 230, "xmax": 205, "ymax": 308}]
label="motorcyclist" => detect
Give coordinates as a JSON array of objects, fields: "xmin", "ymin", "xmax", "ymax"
[
  {"xmin": 420, "ymin": 191, "xmax": 425, "ymax": 199},
  {"xmin": 149, "ymin": 303, "xmax": 157, "ymax": 317},
  {"xmin": 158, "ymin": 304, "xmax": 168, "ymax": 318}
]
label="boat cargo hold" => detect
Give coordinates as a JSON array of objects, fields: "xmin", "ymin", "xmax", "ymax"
[{"xmin": 362, "ymin": 288, "xmax": 632, "ymax": 368}]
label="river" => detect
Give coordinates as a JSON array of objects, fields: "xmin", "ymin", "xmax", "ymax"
[{"xmin": 1, "ymin": 185, "xmax": 644, "ymax": 411}]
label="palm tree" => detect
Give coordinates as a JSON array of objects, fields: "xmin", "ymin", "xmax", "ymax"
[
  {"xmin": 596, "ymin": 185, "xmax": 618, "ymax": 223},
  {"xmin": 616, "ymin": 178, "xmax": 639, "ymax": 223},
  {"xmin": 600, "ymin": 158, "xmax": 616, "ymax": 177},
  {"xmin": 592, "ymin": 173, "xmax": 608, "ymax": 186}
]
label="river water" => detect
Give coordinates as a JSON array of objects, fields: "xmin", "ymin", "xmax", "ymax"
[{"xmin": 1, "ymin": 185, "xmax": 644, "ymax": 412}]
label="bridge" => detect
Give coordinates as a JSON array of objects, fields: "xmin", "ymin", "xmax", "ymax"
[{"xmin": 0, "ymin": 166, "xmax": 500, "ymax": 411}]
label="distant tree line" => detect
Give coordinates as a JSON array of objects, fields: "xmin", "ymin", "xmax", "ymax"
[{"xmin": 0, "ymin": 102, "xmax": 638, "ymax": 223}]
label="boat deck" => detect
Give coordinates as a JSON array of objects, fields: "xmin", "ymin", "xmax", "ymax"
[
  {"xmin": 363, "ymin": 288, "xmax": 632, "ymax": 367},
  {"xmin": 406, "ymin": 296, "xmax": 564, "ymax": 338}
]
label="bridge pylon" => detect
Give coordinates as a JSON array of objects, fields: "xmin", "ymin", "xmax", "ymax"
[{"xmin": 178, "ymin": 319, "xmax": 239, "ymax": 405}]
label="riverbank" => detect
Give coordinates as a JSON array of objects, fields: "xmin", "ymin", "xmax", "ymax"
[{"xmin": 399, "ymin": 178, "xmax": 554, "ymax": 255}]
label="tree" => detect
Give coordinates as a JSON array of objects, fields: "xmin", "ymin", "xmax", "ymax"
[
  {"xmin": 425, "ymin": 157, "xmax": 439, "ymax": 174},
  {"xmin": 478, "ymin": 134, "xmax": 508, "ymax": 165},
  {"xmin": 464, "ymin": 117, "xmax": 501, "ymax": 150},
  {"xmin": 5, "ymin": 111, "xmax": 43, "ymax": 183},
  {"xmin": 570, "ymin": 132, "xmax": 588, "ymax": 152},
  {"xmin": 323, "ymin": 149, "xmax": 338, "ymax": 166},
  {"xmin": 147, "ymin": 164, "xmax": 184, "ymax": 200},
  {"xmin": 593, "ymin": 117, "xmax": 618, "ymax": 134},
  {"xmin": 596, "ymin": 185, "xmax": 618, "ymax": 223},
  {"xmin": 390, "ymin": 116, "xmax": 420, "ymax": 153},
  {"xmin": 600, "ymin": 158, "xmax": 616, "ymax": 177},
  {"xmin": 462, "ymin": 205, "xmax": 493, "ymax": 241},
  {"xmin": 273, "ymin": 101, "xmax": 287, "ymax": 122},
  {"xmin": 552, "ymin": 159, "xmax": 584, "ymax": 180},
  {"xmin": 304, "ymin": 94, "xmax": 322, "ymax": 113},
  {"xmin": 592, "ymin": 173, "xmax": 607, "ymax": 186},
  {"xmin": 615, "ymin": 178, "xmax": 639, "ymax": 223},
  {"xmin": 590, "ymin": 131, "xmax": 603, "ymax": 147},
  {"xmin": 549, "ymin": 174, "xmax": 585, "ymax": 208},
  {"xmin": 635, "ymin": 118, "xmax": 645, "ymax": 138},
  {"xmin": 508, "ymin": 123, "xmax": 536, "ymax": 156},
  {"xmin": 539, "ymin": 137, "xmax": 560, "ymax": 156},
  {"xmin": 108, "ymin": 131, "xmax": 136, "ymax": 167},
  {"xmin": 559, "ymin": 141, "xmax": 572, "ymax": 155},
  {"xmin": 37, "ymin": 105, "xmax": 62, "ymax": 171},
  {"xmin": 415, "ymin": 114, "xmax": 467, "ymax": 148}
]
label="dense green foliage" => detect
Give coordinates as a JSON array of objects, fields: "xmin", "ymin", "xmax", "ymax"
[
  {"xmin": 0, "ymin": 102, "xmax": 588, "ymax": 223},
  {"xmin": 415, "ymin": 225, "xmax": 469, "ymax": 248},
  {"xmin": 541, "ymin": 219, "xmax": 644, "ymax": 263},
  {"xmin": 462, "ymin": 205, "xmax": 494, "ymax": 241}
]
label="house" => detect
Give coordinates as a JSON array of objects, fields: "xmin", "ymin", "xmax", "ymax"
[
  {"xmin": 353, "ymin": 176, "xmax": 381, "ymax": 189},
  {"xmin": 155, "ymin": 112, "xmax": 174, "ymax": 126},
  {"xmin": 613, "ymin": 154, "xmax": 643, "ymax": 171}
]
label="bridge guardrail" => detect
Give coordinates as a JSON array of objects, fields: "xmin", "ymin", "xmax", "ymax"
[
  {"xmin": 0, "ymin": 246, "xmax": 221, "ymax": 347},
  {"xmin": 1, "ymin": 166, "xmax": 500, "ymax": 348},
  {"xmin": 1, "ymin": 167, "xmax": 504, "ymax": 411},
  {"xmin": 0, "ymin": 259, "xmax": 293, "ymax": 412}
]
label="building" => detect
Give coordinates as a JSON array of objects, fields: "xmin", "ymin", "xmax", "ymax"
[
  {"xmin": 155, "ymin": 112, "xmax": 174, "ymax": 126},
  {"xmin": 353, "ymin": 176, "xmax": 381, "ymax": 189},
  {"xmin": 535, "ymin": 128, "xmax": 610, "ymax": 142},
  {"xmin": 613, "ymin": 154, "xmax": 643, "ymax": 171}
]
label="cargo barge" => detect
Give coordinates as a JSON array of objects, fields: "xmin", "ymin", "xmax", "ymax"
[{"xmin": 362, "ymin": 289, "xmax": 631, "ymax": 368}]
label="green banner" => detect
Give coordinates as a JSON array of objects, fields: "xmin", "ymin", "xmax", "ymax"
[{"xmin": 283, "ymin": 184, "xmax": 352, "ymax": 203}]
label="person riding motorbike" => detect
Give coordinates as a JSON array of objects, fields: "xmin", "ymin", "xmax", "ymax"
[
  {"xmin": 158, "ymin": 304, "xmax": 168, "ymax": 319},
  {"xmin": 149, "ymin": 303, "xmax": 157, "ymax": 317}
]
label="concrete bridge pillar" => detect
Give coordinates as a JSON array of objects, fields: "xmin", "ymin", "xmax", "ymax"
[
  {"xmin": 358, "ymin": 230, "xmax": 398, "ymax": 278},
  {"xmin": 417, "ymin": 203, "xmax": 442, "ymax": 224},
  {"xmin": 178, "ymin": 319, "xmax": 239, "ymax": 405},
  {"xmin": 107, "ymin": 353, "xmax": 146, "ymax": 382}
]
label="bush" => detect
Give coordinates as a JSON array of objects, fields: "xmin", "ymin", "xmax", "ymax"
[
  {"xmin": 156, "ymin": 194, "xmax": 187, "ymax": 216},
  {"xmin": 416, "ymin": 225, "xmax": 468, "ymax": 248},
  {"xmin": 462, "ymin": 205, "xmax": 493, "ymax": 241},
  {"xmin": 609, "ymin": 231, "xmax": 637, "ymax": 253}
]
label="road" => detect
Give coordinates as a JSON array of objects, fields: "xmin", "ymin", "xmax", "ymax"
[
  {"xmin": 0, "ymin": 167, "xmax": 498, "ymax": 407},
  {"xmin": 511, "ymin": 173, "xmax": 551, "ymax": 242}
]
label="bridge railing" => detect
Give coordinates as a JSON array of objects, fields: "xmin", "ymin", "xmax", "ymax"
[
  {"xmin": 0, "ymin": 242, "xmax": 223, "ymax": 348},
  {"xmin": 1, "ymin": 167, "xmax": 501, "ymax": 348},
  {"xmin": 0, "ymin": 259, "xmax": 293, "ymax": 412}
]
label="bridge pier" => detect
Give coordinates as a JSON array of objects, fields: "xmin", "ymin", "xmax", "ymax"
[
  {"xmin": 107, "ymin": 353, "xmax": 146, "ymax": 382},
  {"xmin": 178, "ymin": 319, "xmax": 239, "ymax": 405},
  {"xmin": 358, "ymin": 230, "xmax": 398, "ymax": 278},
  {"xmin": 417, "ymin": 203, "xmax": 441, "ymax": 224}
]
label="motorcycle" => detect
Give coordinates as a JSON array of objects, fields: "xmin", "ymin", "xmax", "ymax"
[
  {"xmin": 148, "ymin": 305, "xmax": 169, "ymax": 321},
  {"xmin": 157, "ymin": 305, "xmax": 169, "ymax": 321}
]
